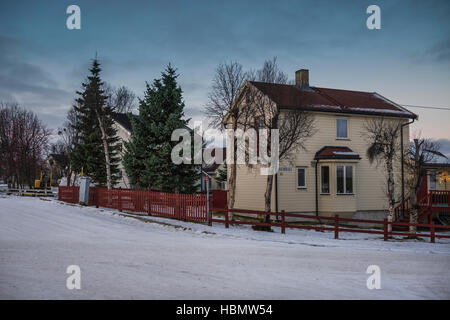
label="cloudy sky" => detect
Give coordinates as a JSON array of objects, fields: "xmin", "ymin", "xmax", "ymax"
[{"xmin": 1, "ymin": 0, "xmax": 449, "ymax": 154}]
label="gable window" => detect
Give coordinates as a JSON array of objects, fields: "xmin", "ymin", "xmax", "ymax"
[
  {"xmin": 336, "ymin": 118, "xmax": 348, "ymax": 139},
  {"xmin": 321, "ymin": 165, "xmax": 330, "ymax": 194},
  {"xmin": 297, "ymin": 167, "xmax": 306, "ymax": 189},
  {"xmin": 336, "ymin": 165, "xmax": 353, "ymax": 194}
]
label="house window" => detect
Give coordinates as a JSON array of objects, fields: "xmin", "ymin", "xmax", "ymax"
[
  {"xmin": 297, "ymin": 168, "xmax": 306, "ymax": 189},
  {"xmin": 429, "ymin": 170, "xmax": 437, "ymax": 190},
  {"xmin": 321, "ymin": 166, "xmax": 330, "ymax": 194},
  {"xmin": 336, "ymin": 165, "xmax": 353, "ymax": 194},
  {"xmin": 336, "ymin": 118, "xmax": 348, "ymax": 139}
]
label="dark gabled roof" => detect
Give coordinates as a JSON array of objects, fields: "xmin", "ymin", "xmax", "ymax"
[
  {"xmin": 112, "ymin": 112, "xmax": 132, "ymax": 132},
  {"xmin": 315, "ymin": 146, "xmax": 361, "ymax": 160},
  {"xmin": 248, "ymin": 81, "xmax": 416, "ymax": 119}
]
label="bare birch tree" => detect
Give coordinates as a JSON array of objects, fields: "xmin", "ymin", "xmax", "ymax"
[
  {"xmin": 205, "ymin": 61, "xmax": 246, "ymax": 210},
  {"xmin": 364, "ymin": 118, "xmax": 402, "ymax": 232}
]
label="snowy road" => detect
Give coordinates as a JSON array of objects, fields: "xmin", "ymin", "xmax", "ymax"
[{"xmin": 1, "ymin": 195, "xmax": 449, "ymax": 299}]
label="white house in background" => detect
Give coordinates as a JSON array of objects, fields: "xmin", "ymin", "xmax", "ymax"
[
  {"xmin": 112, "ymin": 112, "xmax": 133, "ymax": 188},
  {"xmin": 201, "ymin": 147, "xmax": 227, "ymax": 192}
]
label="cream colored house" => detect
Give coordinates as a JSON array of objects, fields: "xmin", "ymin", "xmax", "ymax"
[{"xmin": 227, "ymin": 69, "xmax": 417, "ymax": 220}]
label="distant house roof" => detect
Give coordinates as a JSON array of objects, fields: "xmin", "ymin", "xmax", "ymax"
[
  {"xmin": 315, "ymin": 146, "xmax": 361, "ymax": 160},
  {"xmin": 248, "ymin": 81, "xmax": 416, "ymax": 119},
  {"xmin": 112, "ymin": 112, "xmax": 132, "ymax": 132}
]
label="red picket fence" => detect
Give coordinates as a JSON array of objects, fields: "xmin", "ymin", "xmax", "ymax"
[
  {"xmin": 58, "ymin": 186, "xmax": 208, "ymax": 222},
  {"xmin": 211, "ymin": 207, "xmax": 450, "ymax": 243},
  {"xmin": 58, "ymin": 186, "xmax": 80, "ymax": 203},
  {"xmin": 58, "ymin": 186, "xmax": 449, "ymax": 243}
]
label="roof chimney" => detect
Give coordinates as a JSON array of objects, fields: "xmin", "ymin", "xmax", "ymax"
[{"xmin": 295, "ymin": 69, "xmax": 309, "ymax": 89}]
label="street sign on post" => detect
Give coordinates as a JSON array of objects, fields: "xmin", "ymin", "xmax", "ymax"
[{"xmin": 203, "ymin": 171, "xmax": 211, "ymax": 226}]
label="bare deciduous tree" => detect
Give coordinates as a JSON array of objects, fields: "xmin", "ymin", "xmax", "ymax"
[
  {"xmin": 105, "ymin": 84, "xmax": 136, "ymax": 113},
  {"xmin": 246, "ymin": 57, "xmax": 289, "ymax": 84},
  {"xmin": 206, "ymin": 57, "xmax": 313, "ymax": 217},
  {"xmin": 364, "ymin": 118, "xmax": 402, "ymax": 232},
  {"xmin": 57, "ymin": 108, "xmax": 80, "ymax": 186},
  {"xmin": 405, "ymin": 136, "xmax": 447, "ymax": 233},
  {"xmin": 245, "ymin": 82, "xmax": 315, "ymax": 228},
  {"xmin": 205, "ymin": 61, "xmax": 247, "ymax": 210},
  {"xmin": 0, "ymin": 102, "xmax": 50, "ymax": 188}
]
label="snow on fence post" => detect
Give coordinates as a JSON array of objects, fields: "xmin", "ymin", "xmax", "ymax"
[
  {"xmin": 281, "ymin": 210, "xmax": 286, "ymax": 234},
  {"xmin": 430, "ymin": 221, "xmax": 435, "ymax": 243},
  {"xmin": 225, "ymin": 207, "xmax": 229, "ymax": 228},
  {"xmin": 334, "ymin": 214, "xmax": 339, "ymax": 239},
  {"xmin": 383, "ymin": 218, "xmax": 388, "ymax": 241}
]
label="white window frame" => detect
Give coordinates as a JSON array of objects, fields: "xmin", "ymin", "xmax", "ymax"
[
  {"xmin": 336, "ymin": 165, "xmax": 354, "ymax": 194},
  {"xmin": 336, "ymin": 118, "xmax": 348, "ymax": 139},
  {"xmin": 297, "ymin": 167, "xmax": 306, "ymax": 189}
]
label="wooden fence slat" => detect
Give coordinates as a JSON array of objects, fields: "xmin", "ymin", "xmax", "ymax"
[{"xmin": 334, "ymin": 214, "xmax": 339, "ymax": 239}]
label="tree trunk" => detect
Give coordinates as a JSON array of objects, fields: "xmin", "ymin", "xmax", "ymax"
[
  {"xmin": 66, "ymin": 165, "xmax": 72, "ymax": 187},
  {"xmin": 227, "ymin": 121, "xmax": 238, "ymax": 220},
  {"xmin": 386, "ymin": 158, "xmax": 395, "ymax": 233},
  {"xmin": 228, "ymin": 159, "xmax": 236, "ymax": 209},
  {"xmin": 263, "ymin": 174, "xmax": 274, "ymax": 224},
  {"xmin": 409, "ymin": 193, "xmax": 419, "ymax": 234},
  {"xmin": 95, "ymin": 110, "xmax": 112, "ymax": 190}
]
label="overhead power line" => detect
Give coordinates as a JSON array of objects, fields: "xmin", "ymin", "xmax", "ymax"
[{"xmin": 400, "ymin": 104, "xmax": 450, "ymax": 111}]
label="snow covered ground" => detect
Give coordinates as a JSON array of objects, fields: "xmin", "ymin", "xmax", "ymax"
[{"xmin": 1, "ymin": 195, "xmax": 449, "ymax": 299}]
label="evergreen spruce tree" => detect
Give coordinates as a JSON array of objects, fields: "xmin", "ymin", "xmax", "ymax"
[
  {"xmin": 215, "ymin": 163, "xmax": 227, "ymax": 183},
  {"xmin": 123, "ymin": 65, "xmax": 200, "ymax": 193},
  {"xmin": 70, "ymin": 59, "xmax": 121, "ymax": 188}
]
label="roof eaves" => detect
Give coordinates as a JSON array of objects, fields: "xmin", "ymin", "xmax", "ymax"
[{"xmin": 280, "ymin": 105, "xmax": 416, "ymax": 119}]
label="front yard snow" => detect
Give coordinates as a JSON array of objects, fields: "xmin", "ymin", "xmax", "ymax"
[{"xmin": 1, "ymin": 195, "xmax": 449, "ymax": 299}]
